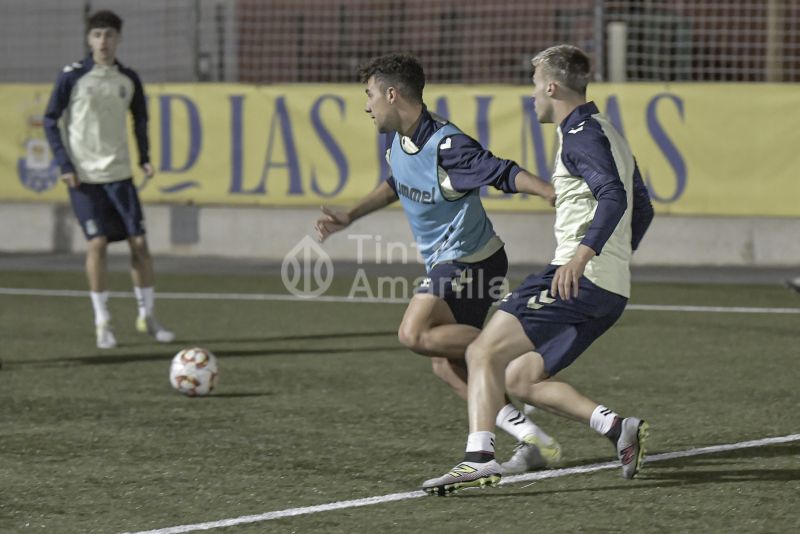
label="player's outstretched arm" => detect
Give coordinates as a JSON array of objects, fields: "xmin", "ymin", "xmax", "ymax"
[
  {"xmin": 514, "ymin": 170, "xmax": 556, "ymax": 206},
  {"xmin": 315, "ymin": 180, "xmax": 399, "ymax": 242}
]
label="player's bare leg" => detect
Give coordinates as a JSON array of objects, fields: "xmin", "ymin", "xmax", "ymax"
[
  {"xmin": 510, "ymin": 367, "xmax": 648, "ymax": 478},
  {"xmin": 86, "ymin": 236, "xmax": 109, "ymax": 293},
  {"xmin": 431, "ymin": 358, "xmax": 468, "ymax": 399},
  {"xmin": 399, "ymin": 294, "xmax": 477, "ymax": 398},
  {"xmin": 505, "ymin": 350, "xmax": 648, "ymax": 477},
  {"xmin": 466, "ymin": 310, "xmax": 537, "ymax": 433},
  {"xmin": 398, "ymin": 294, "xmax": 480, "ymax": 359},
  {"xmin": 400, "ymin": 294, "xmax": 557, "ymax": 467},
  {"xmin": 507, "ymin": 352, "xmax": 598, "ymax": 422},
  {"xmin": 128, "ymin": 235, "xmax": 154, "ymax": 288},
  {"xmin": 429, "ymin": 351, "xmax": 562, "ymax": 469},
  {"xmin": 499, "ymin": 352, "xmax": 563, "ymax": 472},
  {"xmin": 504, "ymin": 353, "xmax": 604, "ymax": 473},
  {"xmin": 86, "ymin": 236, "xmax": 115, "ymax": 348},
  {"xmin": 129, "ymin": 235, "xmax": 175, "ymax": 343},
  {"xmin": 422, "ymin": 310, "xmax": 534, "ymax": 495}
]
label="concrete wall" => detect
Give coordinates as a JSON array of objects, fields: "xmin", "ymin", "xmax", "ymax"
[{"xmin": 2, "ymin": 202, "xmax": 799, "ymax": 267}]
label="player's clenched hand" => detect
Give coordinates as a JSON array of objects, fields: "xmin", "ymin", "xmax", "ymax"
[
  {"xmin": 60, "ymin": 172, "xmax": 80, "ymax": 188},
  {"xmin": 315, "ymin": 206, "xmax": 351, "ymax": 242}
]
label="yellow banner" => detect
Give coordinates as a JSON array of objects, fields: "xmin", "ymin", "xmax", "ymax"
[{"xmin": 2, "ymin": 83, "xmax": 798, "ymax": 216}]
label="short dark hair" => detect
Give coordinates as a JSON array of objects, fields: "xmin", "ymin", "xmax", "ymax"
[
  {"xmin": 358, "ymin": 53, "xmax": 425, "ymax": 103},
  {"xmin": 531, "ymin": 44, "xmax": 591, "ymax": 96},
  {"xmin": 87, "ymin": 10, "xmax": 123, "ymax": 33}
]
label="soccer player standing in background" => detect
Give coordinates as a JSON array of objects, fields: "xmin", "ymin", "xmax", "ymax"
[
  {"xmin": 316, "ymin": 53, "xmax": 563, "ymax": 473},
  {"xmin": 423, "ymin": 44, "xmax": 654, "ymax": 495},
  {"xmin": 44, "ymin": 10, "xmax": 175, "ymax": 349}
]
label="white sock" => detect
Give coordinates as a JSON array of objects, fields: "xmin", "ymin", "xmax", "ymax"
[
  {"xmin": 133, "ymin": 286, "xmax": 154, "ymax": 318},
  {"xmin": 90, "ymin": 291, "xmax": 110, "ymax": 326},
  {"xmin": 589, "ymin": 405, "xmax": 620, "ymax": 436},
  {"xmin": 465, "ymin": 431, "xmax": 495, "ymax": 456},
  {"xmin": 496, "ymin": 403, "xmax": 553, "ymax": 443},
  {"xmin": 523, "ymin": 403, "xmax": 536, "ymax": 416}
]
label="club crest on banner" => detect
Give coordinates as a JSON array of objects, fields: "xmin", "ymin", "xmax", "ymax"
[{"xmin": 17, "ymin": 95, "xmax": 58, "ymax": 193}]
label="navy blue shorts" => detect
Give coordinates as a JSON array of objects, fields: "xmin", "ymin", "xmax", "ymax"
[
  {"xmin": 69, "ymin": 178, "xmax": 145, "ymax": 242},
  {"xmin": 415, "ymin": 247, "xmax": 508, "ymax": 328},
  {"xmin": 498, "ymin": 264, "xmax": 628, "ymax": 376}
]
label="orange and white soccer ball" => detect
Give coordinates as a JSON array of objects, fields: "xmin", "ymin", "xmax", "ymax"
[{"xmin": 169, "ymin": 347, "xmax": 218, "ymax": 396}]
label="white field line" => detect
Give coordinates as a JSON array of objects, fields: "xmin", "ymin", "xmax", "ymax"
[
  {"xmin": 1, "ymin": 287, "xmax": 799, "ymax": 314},
  {"xmin": 122, "ymin": 433, "xmax": 800, "ymax": 534}
]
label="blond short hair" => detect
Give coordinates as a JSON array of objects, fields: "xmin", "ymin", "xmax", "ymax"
[{"xmin": 531, "ymin": 44, "xmax": 591, "ymax": 95}]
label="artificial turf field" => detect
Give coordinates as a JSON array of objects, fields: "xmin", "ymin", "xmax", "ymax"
[{"xmin": 1, "ymin": 268, "xmax": 798, "ymax": 533}]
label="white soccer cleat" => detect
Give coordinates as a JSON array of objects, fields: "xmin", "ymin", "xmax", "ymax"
[
  {"xmin": 500, "ymin": 434, "xmax": 562, "ymax": 474},
  {"xmin": 616, "ymin": 417, "xmax": 649, "ymax": 479},
  {"xmin": 422, "ymin": 460, "xmax": 502, "ymax": 496},
  {"xmin": 136, "ymin": 316, "xmax": 176, "ymax": 343},
  {"xmin": 96, "ymin": 321, "xmax": 117, "ymax": 349}
]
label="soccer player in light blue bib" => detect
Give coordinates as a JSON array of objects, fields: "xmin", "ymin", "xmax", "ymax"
[
  {"xmin": 424, "ymin": 45, "xmax": 655, "ymax": 496},
  {"xmin": 316, "ymin": 54, "xmax": 562, "ymax": 471}
]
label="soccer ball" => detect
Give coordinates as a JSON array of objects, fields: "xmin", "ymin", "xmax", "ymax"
[{"xmin": 169, "ymin": 347, "xmax": 218, "ymax": 396}]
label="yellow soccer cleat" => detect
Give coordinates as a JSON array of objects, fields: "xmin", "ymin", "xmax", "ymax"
[
  {"xmin": 500, "ymin": 434, "xmax": 562, "ymax": 474},
  {"xmin": 422, "ymin": 460, "xmax": 502, "ymax": 496}
]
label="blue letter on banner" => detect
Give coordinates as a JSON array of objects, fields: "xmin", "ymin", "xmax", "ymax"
[
  {"xmin": 159, "ymin": 95, "xmax": 201, "ymax": 173},
  {"xmin": 229, "ymin": 94, "xmax": 246, "ymax": 193},
  {"xmin": 310, "ymin": 95, "xmax": 349, "ymax": 197},
  {"xmin": 255, "ymin": 97, "xmax": 304, "ymax": 195},
  {"xmin": 645, "ymin": 93, "xmax": 687, "ymax": 203}
]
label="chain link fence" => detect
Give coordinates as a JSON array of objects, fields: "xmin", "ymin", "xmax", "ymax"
[{"xmin": 1, "ymin": 0, "xmax": 797, "ymax": 83}]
